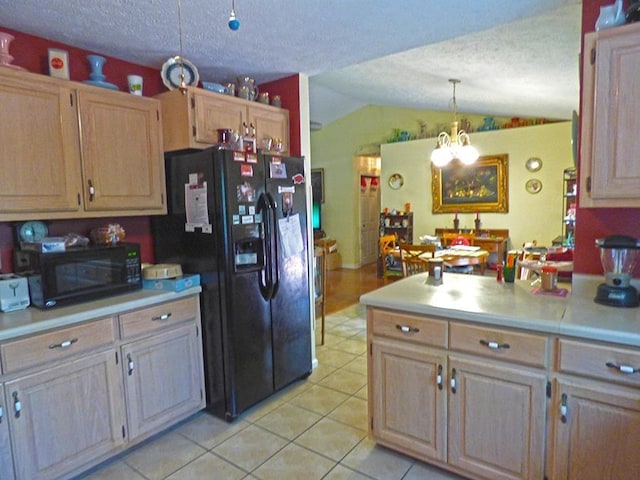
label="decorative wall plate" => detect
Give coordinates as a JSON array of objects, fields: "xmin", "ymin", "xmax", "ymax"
[
  {"xmin": 526, "ymin": 178, "xmax": 543, "ymax": 194},
  {"xmin": 388, "ymin": 173, "xmax": 404, "ymax": 190},
  {"xmin": 161, "ymin": 56, "xmax": 199, "ymax": 90},
  {"xmin": 525, "ymin": 157, "xmax": 543, "ymax": 172}
]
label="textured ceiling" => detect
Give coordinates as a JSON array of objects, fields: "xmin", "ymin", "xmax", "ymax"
[{"xmin": 0, "ymin": 0, "xmax": 582, "ymax": 127}]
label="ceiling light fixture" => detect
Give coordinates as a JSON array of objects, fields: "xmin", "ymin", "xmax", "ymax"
[
  {"xmin": 430, "ymin": 79, "xmax": 479, "ymax": 167},
  {"xmin": 228, "ymin": 0, "xmax": 240, "ymax": 30}
]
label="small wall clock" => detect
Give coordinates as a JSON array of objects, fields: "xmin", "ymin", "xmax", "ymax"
[
  {"xmin": 388, "ymin": 173, "xmax": 404, "ymax": 190},
  {"xmin": 17, "ymin": 220, "xmax": 48, "ymax": 243}
]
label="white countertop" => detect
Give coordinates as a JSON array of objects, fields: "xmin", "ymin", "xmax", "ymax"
[
  {"xmin": 360, "ymin": 273, "xmax": 640, "ymax": 347},
  {"xmin": 0, "ymin": 287, "xmax": 202, "ymax": 341}
]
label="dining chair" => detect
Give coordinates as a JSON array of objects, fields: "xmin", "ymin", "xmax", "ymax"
[
  {"xmin": 379, "ymin": 234, "xmax": 402, "ymax": 282},
  {"xmin": 398, "ymin": 243, "xmax": 436, "ymax": 277},
  {"xmin": 313, "ymin": 247, "xmax": 327, "ymax": 345}
]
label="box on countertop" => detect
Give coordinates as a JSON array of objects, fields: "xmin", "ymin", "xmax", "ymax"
[
  {"xmin": 20, "ymin": 237, "xmax": 66, "ymax": 253},
  {"xmin": 142, "ymin": 274, "xmax": 200, "ymax": 292},
  {"xmin": 0, "ymin": 274, "xmax": 30, "ymax": 312}
]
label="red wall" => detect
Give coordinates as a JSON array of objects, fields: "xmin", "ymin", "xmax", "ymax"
[
  {"xmin": 573, "ymin": 1, "xmax": 640, "ymax": 276},
  {"xmin": 0, "ymin": 26, "xmax": 165, "ymax": 95},
  {"xmin": 260, "ymin": 75, "xmax": 302, "ymax": 157},
  {"xmin": 0, "ymin": 26, "xmax": 301, "ymax": 272}
]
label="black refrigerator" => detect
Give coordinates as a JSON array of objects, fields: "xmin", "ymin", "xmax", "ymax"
[{"xmin": 152, "ymin": 147, "xmax": 312, "ymax": 420}]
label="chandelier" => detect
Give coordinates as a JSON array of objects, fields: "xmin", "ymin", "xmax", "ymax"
[{"xmin": 430, "ymin": 79, "xmax": 479, "ymax": 167}]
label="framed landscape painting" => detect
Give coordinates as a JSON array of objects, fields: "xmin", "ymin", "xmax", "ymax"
[{"xmin": 431, "ymin": 154, "xmax": 509, "ymax": 213}]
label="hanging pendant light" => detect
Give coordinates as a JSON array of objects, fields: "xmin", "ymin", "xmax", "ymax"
[
  {"xmin": 228, "ymin": 0, "xmax": 240, "ymax": 30},
  {"xmin": 430, "ymin": 79, "xmax": 479, "ymax": 167}
]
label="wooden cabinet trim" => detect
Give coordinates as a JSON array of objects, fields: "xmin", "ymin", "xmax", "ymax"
[
  {"xmin": 119, "ymin": 296, "xmax": 199, "ymax": 340},
  {"xmin": 155, "ymin": 86, "xmax": 290, "ymax": 153},
  {"xmin": 449, "ymin": 322, "xmax": 549, "ymax": 368},
  {"xmin": 579, "ymin": 22, "xmax": 640, "ymax": 207},
  {"xmin": 557, "ymin": 337, "xmax": 640, "ymax": 387},
  {"xmin": 0, "ymin": 67, "xmax": 166, "ymax": 220},
  {"xmin": 370, "ymin": 308, "xmax": 447, "ymax": 348},
  {"xmin": 0, "ymin": 317, "xmax": 117, "ymax": 374}
]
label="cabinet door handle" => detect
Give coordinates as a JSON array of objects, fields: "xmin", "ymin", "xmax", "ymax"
[
  {"xmin": 127, "ymin": 353, "xmax": 135, "ymax": 376},
  {"xmin": 606, "ymin": 362, "xmax": 639, "ymax": 374},
  {"xmin": 560, "ymin": 393, "xmax": 568, "ymax": 423},
  {"xmin": 436, "ymin": 364, "xmax": 443, "ymax": 390},
  {"xmin": 49, "ymin": 337, "xmax": 78, "ymax": 349},
  {"xmin": 450, "ymin": 368, "xmax": 457, "ymax": 394},
  {"xmin": 479, "ymin": 339, "xmax": 510, "ymax": 350},
  {"xmin": 396, "ymin": 324, "xmax": 419, "ymax": 334},
  {"xmin": 12, "ymin": 392, "xmax": 21, "ymax": 419},
  {"xmin": 152, "ymin": 312, "xmax": 172, "ymax": 321},
  {"xmin": 0, "ymin": 404, "xmax": 3, "ymax": 424},
  {"xmin": 88, "ymin": 179, "xmax": 95, "ymax": 201}
]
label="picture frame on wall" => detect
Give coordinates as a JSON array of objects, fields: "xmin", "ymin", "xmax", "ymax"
[
  {"xmin": 431, "ymin": 154, "xmax": 509, "ymax": 213},
  {"xmin": 311, "ymin": 168, "xmax": 324, "ymax": 203}
]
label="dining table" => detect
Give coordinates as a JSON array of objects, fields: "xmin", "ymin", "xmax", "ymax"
[{"xmin": 434, "ymin": 247, "xmax": 490, "ymax": 275}]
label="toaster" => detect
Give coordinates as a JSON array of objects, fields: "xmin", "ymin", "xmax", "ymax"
[{"xmin": 0, "ymin": 274, "xmax": 30, "ymax": 312}]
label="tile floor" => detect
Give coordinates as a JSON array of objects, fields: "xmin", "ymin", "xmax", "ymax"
[{"xmin": 80, "ymin": 303, "xmax": 467, "ymax": 480}]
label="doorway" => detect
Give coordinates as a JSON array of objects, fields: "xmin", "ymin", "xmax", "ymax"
[{"xmin": 354, "ymin": 156, "xmax": 381, "ymax": 267}]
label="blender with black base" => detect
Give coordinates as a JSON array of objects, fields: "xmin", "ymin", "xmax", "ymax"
[{"xmin": 594, "ymin": 235, "xmax": 640, "ymax": 307}]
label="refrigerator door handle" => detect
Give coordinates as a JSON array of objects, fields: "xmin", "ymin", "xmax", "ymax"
[
  {"xmin": 257, "ymin": 193, "xmax": 274, "ymax": 300},
  {"xmin": 266, "ymin": 192, "xmax": 280, "ymax": 298}
]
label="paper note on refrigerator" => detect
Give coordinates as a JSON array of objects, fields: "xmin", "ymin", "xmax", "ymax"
[
  {"xmin": 278, "ymin": 213, "xmax": 304, "ymax": 258},
  {"xmin": 185, "ymin": 181, "xmax": 210, "ymax": 229}
]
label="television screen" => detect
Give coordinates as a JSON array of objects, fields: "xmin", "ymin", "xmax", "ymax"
[{"xmin": 312, "ymin": 202, "xmax": 321, "ymax": 230}]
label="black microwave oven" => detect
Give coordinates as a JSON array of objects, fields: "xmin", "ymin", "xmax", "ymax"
[{"xmin": 14, "ymin": 243, "xmax": 142, "ymax": 309}]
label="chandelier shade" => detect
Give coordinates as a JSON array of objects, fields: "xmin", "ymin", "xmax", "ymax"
[{"xmin": 430, "ymin": 79, "xmax": 479, "ymax": 166}]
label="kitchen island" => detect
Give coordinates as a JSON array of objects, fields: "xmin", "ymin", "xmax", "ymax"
[
  {"xmin": 0, "ymin": 287, "xmax": 205, "ymax": 480},
  {"xmin": 361, "ymin": 274, "xmax": 640, "ymax": 480}
]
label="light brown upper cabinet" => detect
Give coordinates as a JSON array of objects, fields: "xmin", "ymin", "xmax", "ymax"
[
  {"xmin": 0, "ymin": 68, "xmax": 166, "ymax": 221},
  {"xmin": 580, "ymin": 22, "xmax": 640, "ymax": 207},
  {"xmin": 155, "ymin": 86, "xmax": 289, "ymax": 154}
]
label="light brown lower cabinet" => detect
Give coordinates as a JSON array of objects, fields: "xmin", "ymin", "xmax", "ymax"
[
  {"xmin": 369, "ymin": 307, "xmax": 640, "ymax": 480},
  {"xmin": 548, "ymin": 378, "xmax": 640, "ymax": 480},
  {"xmin": 0, "ymin": 295, "xmax": 205, "ymax": 480},
  {"xmin": 372, "ymin": 339, "xmax": 446, "ymax": 462},
  {"xmin": 0, "ymin": 383, "xmax": 15, "ymax": 480},
  {"xmin": 122, "ymin": 324, "xmax": 204, "ymax": 441},
  {"xmin": 446, "ymin": 356, "xmax": 546, "ymax": 480},
  {"xmin": 369, "ymin": 308, "xmax": 547, "ymax": 480},
  {"xmin": 5, "ymin": 350, "xmax": 125, "ymax": 480}
]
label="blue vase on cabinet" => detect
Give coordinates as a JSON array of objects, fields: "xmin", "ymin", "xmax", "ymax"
[{"xmin": 83, "ymin": 54, "xmax": 119, "ymax": 90}]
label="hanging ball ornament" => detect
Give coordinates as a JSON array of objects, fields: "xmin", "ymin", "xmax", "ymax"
[{"xmin": 228, "ymin": 10, "xmax": 240, "ymax": 30}]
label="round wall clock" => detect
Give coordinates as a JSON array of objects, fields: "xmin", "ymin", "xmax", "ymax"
[
  {"xmin": 388, "ymin": 173, "xmax": 404, "ymax": 190},
  {"xmin": 17, "ymin": 220, "xmax": 48, "ymax": 243}
]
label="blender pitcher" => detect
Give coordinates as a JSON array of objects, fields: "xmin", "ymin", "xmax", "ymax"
[{"xmin": 594, "ymin": 235, "xmax": 640, "ymax": 307}]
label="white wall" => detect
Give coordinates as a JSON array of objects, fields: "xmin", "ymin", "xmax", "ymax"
[
  {"xmin": 380, "ymin": 122, "xmax": 574, "ymax": 250},
  {"xmin": 310, "ymin": 105, "xmax": 506, "ymax": 267}
]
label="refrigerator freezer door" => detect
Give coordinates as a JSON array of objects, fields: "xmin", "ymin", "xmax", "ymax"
[{"xmin": 264, "ymin": 153, "xmax": 312, "ymax": 390}]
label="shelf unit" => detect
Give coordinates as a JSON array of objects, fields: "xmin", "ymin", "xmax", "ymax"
[
  {"xmin": 377, "ymin": 212, "xmax": 413, "ymax": 278},
  {"xmin": 379, "ymin": 212, "xmax": 413, "ymax": 244},
  {"xmin": 562, "ymin": 168, "xmax": 577, "ymax": 247}
]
